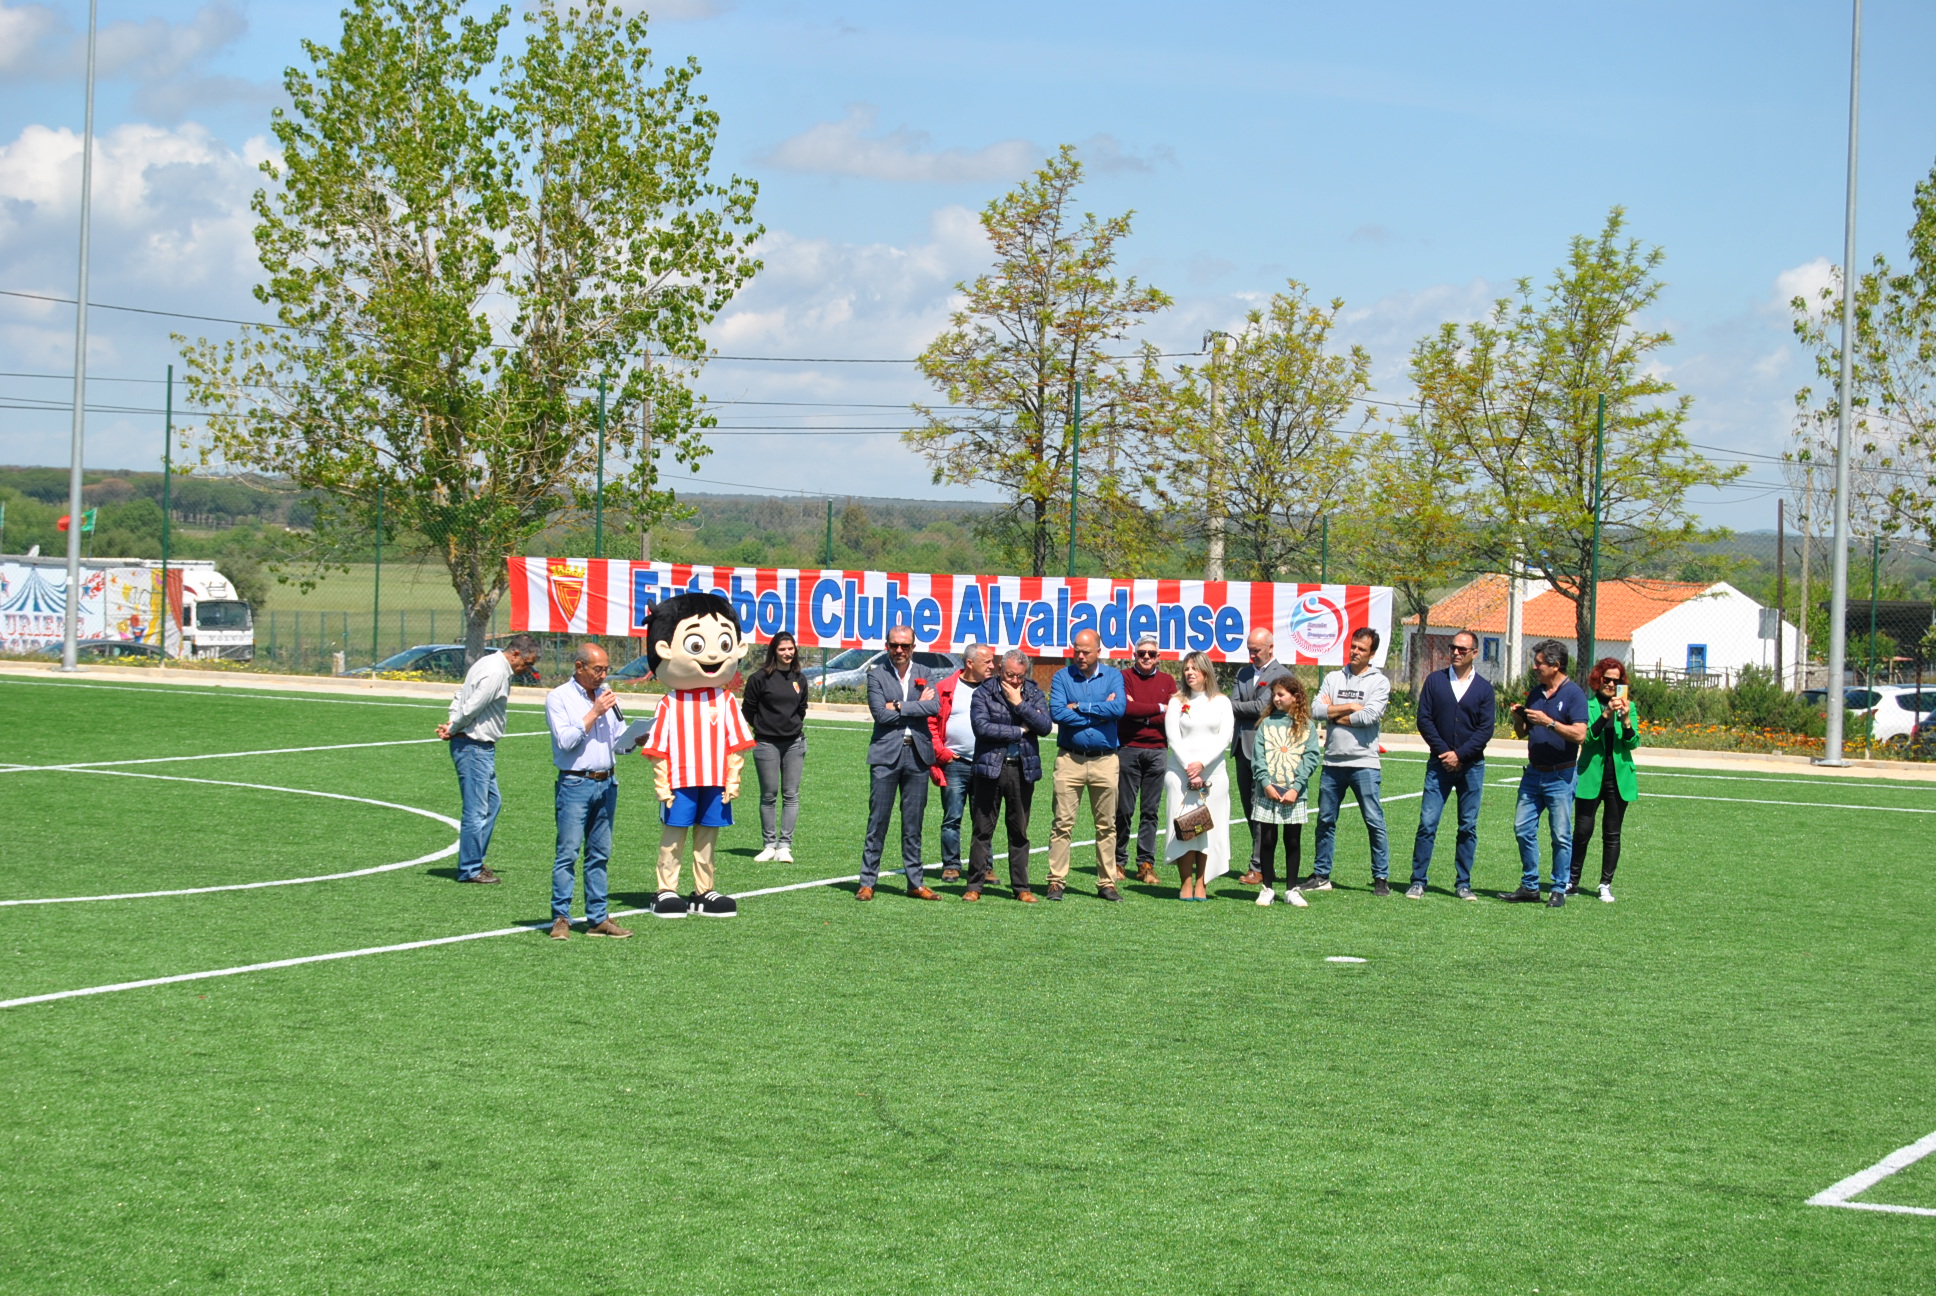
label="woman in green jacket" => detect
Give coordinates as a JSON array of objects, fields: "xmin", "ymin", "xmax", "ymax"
[{"xmin": 1572, "ymin": 657, "xmax": 1640, "ymax": 903}]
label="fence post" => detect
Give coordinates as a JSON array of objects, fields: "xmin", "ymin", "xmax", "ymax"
[
  {"xmin": 371, "ymin": 478, "xmax": 383, "ymax": 667},
  {"xmin": 160, "ymin": 364, "xmax": 172, "ymax": 655},
  {"xmin": 1588, "ymin": 392, "xmax": 1605, "ymax": 663},
  {"xmin": 1067, "ymin": 378, "xmax": 1080, "ymax": 578},
  {"xmin": 821, "ymin": 497, "xmax": 834, "ymax": 700}
]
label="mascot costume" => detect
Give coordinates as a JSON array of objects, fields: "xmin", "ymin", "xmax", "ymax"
[{"xmin": 639, "ymin": 591, "xmax": 755, "ymax": 918}]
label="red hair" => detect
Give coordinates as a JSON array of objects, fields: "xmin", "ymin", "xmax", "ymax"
[{"xmin": 1585, "ymin": 657, "xmax": 1626, "ymax": 693}]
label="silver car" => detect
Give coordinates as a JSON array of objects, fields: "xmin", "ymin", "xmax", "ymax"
[{"xmin": 799, "ymin": 646, "xmax": 962, "ymax": 690}]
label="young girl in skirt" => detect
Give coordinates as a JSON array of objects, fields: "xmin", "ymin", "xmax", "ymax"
[{"xmin": 1251, "ymin": 675, "xmax": 1321, "ymax": 907}]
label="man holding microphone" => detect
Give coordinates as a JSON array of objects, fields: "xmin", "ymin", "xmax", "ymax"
[{"xmin": 544, "ymin": 643, "xmax": 633, "ymax": 939}]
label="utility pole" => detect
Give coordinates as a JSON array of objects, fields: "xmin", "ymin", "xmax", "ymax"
[
  {"xmin": 1204, "ymin": 331, "xmax": 1228, "ymax": 581},
  {"xmin": 60, "ymin": 0, "xmax": 100, "ymax": 672},
  {"xmin": 1775, "ymin": 498, "xmax": 1786, "ymax": 685},
  {"xmin": 1822, "ymin": 0, "xmax": 1863, "ymax": 766}
]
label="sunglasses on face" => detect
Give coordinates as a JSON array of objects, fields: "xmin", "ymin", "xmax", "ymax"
[
  {"xmin": 1135, "ymin": 649, "xmax": 1159, "ymax": 658},
  {"xmin": 1450, "ymin": 645, "xmax": 1475, "ymax": 654}
]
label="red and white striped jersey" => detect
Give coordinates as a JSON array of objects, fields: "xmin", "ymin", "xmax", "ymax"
[{"xmin": 641, "ymin": 687, "xmax": 755, "ymax": 788}]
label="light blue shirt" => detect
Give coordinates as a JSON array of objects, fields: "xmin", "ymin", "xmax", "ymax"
[{"xmin": 545, "ymin": 678, "xmax": 626, "ymax": 772}]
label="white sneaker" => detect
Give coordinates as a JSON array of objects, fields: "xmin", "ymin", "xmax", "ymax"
[
  {"xmin": 1598, "ymin": 883, "xmax": 1615, "ymax": 903},
  {"xmin": 775, "ymin": 844, "xmax": 793, "ymax": 864},
  {"xmin": 1256, "ymin": 887, "xmax": 1274, "ymax": 907},
  {"xmin": 1286, "ymin": 888, "xmax": 1309, "ymax": 908},
  {"xmin": 753, "ymin": 844, "xmax": 779, "ymax": 863}
]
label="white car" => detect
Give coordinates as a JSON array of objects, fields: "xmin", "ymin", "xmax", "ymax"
[
  {"xmin": 800, "ymin": 646, "xmax": 963, "ymax": 690},
  {"xmin": 1807, "ymin": 685, "xmax": 1936, "ymax": 742}
]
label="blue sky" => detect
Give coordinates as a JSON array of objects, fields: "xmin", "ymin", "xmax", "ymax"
[{"xmin": 3, "ymin": 0, "xmax": 1934, "ymax": 531}]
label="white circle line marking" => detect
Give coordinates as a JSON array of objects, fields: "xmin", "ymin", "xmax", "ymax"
[{"xmin": 0, "ymin": 767, "xmax": 458, "ymax": 906}]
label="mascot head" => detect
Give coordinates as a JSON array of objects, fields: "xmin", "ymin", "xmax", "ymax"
[{"xmin": 644, "ymin": 591, "xmax": 745, "ymax": 690}]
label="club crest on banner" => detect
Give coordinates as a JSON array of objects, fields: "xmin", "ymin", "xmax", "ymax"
[
  {"xmin": 1287, "ymin": 591, "xmax": 1346, "ymax": 656},
  {"xmin": 546, "ymin": 559, "xmax": 588, "ymax": 625}
]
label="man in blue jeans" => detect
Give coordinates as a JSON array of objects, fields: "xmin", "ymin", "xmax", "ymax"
[
  {"xmin": 1305, "ymin": 627, "xmax": 1392, "ymax": 894},
  {"xmin": 437, "ymin": 633, "xmax": 540, "ymax": 884},
  {"xmin": 1409, "ymin": 629, "xmax": 1496, "ymax": 901},
  {"xmin": 1499, "ymin": 638, "xmax": 1590, "ymax": 909},
  {"xmin": 542, "ymin": 643, "xmax": 633, "ymax": 938}
]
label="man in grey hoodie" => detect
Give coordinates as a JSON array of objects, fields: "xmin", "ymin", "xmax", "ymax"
[{"xmin": 1302, "ymin": 626, "xmax": 1392, "ymax": 895}]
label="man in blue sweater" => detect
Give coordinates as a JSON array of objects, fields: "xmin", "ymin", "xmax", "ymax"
[
  {"xmin": 1047, "ymin": 629, "xmax": 1127, "ymax": 902},
  {"xmin": 1408, "ymin": 629, "xmax": 1496, "ymax": 900}
]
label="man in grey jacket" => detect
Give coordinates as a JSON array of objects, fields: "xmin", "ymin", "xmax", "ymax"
[
  {"xmin": 1303, "ymin": 626, "xmax": 1392, "ymax": 895},
  {"xmin": 436, "ymin": 633, "xmax": 540, "ymax": 884},
  {"xmin": 1230, "ymin": 627, "xmax": 1293, "ymax": 884},
  {"xmin": 858, "ymin": 625, "xmax": 941, "ymax": 900}
]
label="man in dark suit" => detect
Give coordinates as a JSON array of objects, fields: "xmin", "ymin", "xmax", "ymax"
[
  {"xmin": 859, "ymin": 624, "xmax": 941, "ymax": 900},
  {"xmin": 1231, "ymin": 627, "xmax": 1293, "ymax": 884},
  {"xmin": 1407, "ymin": 628, "xmax": 1497, "ymax": 900}
]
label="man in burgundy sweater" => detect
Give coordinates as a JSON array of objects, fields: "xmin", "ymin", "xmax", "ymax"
[{"xmin": 1115, "ymin": 635, "xmax": 1177, "ymax": 885}]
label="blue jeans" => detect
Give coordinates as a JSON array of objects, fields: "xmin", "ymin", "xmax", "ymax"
[
  {"xmin": 939, "ymin": 757, "xmax": 975, "ymax": 870},
  {"xmin": 1514, "ymin": 766, "xmax": 1576, "ymax": 893},
  {"xmin": 1312, "ymin": 765, "xmax": 1389, "ymax": 881},
  {"xmin": 449, "ymin": 735, "xmax": 500, "ymax": 880},
  {"xmin": 552, "ymin": 773, "xmax": 617, "ymax": 922},
  {"xmin": 1411, "ymin": 759, "xmax": 1485, "ymax": 889}
]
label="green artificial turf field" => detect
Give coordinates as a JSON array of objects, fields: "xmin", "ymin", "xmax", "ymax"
[{"xmin": 2, "ymin": 673, "xmax": 1933, "ymax": 1294}]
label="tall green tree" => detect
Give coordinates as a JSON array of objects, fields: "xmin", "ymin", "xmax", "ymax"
[
  {"xmin": 178, "ymin": 0, "xmax": 759, "ymax": 657},
  {"xmin": 1790, "ymin": 155, "xmax": 1936, "ymax": 551},
  {"xmin": 1354, "ymin": 413, "xmax": 1477, "ymax": 690},
  {"xmin": 907, "ymin": 146, "xmax": 1171, "ymax": 576},
  {"xmin": 1411, "ymin": 208, "xmax": 1740, "ymax": 665}
]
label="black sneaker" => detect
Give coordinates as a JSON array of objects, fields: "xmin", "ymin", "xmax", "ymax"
[
  {"xmin": 1098, "ymin": 885, "xmax": 1123, "ymax": 903},
  {"xmin": 1046, "ymin": 883, "xmax": 1066, "ymax": 902},
  {"xmin": 1299, "ymin": 875, "xmax": 1333, "ymax": 892},
  {"xmin": 1497, "ymin": 887, "xmax": 1542, "ymax": 903},
  {"xmin": 1546, "ymin": 890, "xmax": 1567, "ymax": 909},
  {"xmin": 1372, "ymin": 880, "xmax": 1391, "ymax": 897},
  {"xmin": 653, "ymin": 890, "xmax": 688, "ymax": 919},
  {"xmin": 689, "ymin": 889, "xmax": 738, "ymax": 918}
]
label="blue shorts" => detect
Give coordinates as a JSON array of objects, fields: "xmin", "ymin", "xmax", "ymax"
[{"xmin": 662, "ymin": 785, "xmax": 732, "ymax": 829}]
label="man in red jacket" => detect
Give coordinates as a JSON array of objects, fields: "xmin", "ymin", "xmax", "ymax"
[
  {"xmin": 928, "ymin": 643, "xmax": 997, "ymax": 881},
  {"xmin": 1115, "ymin": 635, "xmax": 1177, "ymax": 886}
]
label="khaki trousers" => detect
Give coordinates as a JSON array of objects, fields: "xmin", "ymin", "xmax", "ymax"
[
  {"xmin": 658, "ymin": 824, "xmax": 719, "ymax": 893},
  {"xmin": 1048, "ymin": 750, "xmax": 1122, "ymax": 887}
]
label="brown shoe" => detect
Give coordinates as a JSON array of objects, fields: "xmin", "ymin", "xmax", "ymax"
[
  {"xmin": 458, "ymin": 868, "xmax": 501, "ymax": 885},
  {"xmin": 1137, "ymin": 864, "xmax": 1158, "ymax": 885},
  {"xmin": 856, "ymin": 886, "xmax": 875, "ymax": 901},
  {"xmin": 962, "ymin": 890, "xmax": 981, "ymax": 901},
  {"xmin": 940, "ymin": 867, "xmax": 961, "ymax": 882},
  {"xmin": 1238, "ymin": 870, "xmax": 1263, "ymax": 886},
  {"xmin": 908, "ymin": 886, "xmax": 940, "ymax": 901},
  {"xmin": 584, "ymin": 919, "xmax": 632, "ymax": 938},
  {"xmin": 1016, "ymin": 889, "xmax": 1038, "ymax": 904},
  {"xmin": 549, "ymin": 916, "xmax": 571, "ymax": 940}
]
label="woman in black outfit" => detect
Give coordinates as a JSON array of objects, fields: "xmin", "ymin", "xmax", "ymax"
[
  {"xmin": 1571, "ymin": 657, "xmax": 1640, "ymax": 903},
  {"xmin": 740, "ymin": 632, "xmax": 810, "ymax": 863}
]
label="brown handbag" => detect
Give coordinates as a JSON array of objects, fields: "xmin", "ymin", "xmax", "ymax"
[{"xmin": 1172, "ymin": 802, "xmax": 1213, "ymax": 841}]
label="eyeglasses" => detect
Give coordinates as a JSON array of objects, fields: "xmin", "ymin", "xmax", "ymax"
[{"xmin": 1135, "ymin": 649, "xmax": 1159, "ymax": 658}]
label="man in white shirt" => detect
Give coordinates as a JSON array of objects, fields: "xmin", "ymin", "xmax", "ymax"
[
  {"xmin": 436, "ymin": 633, "xmax": 540, "ymax": 884},
  {"xmin": 543, "ymin": 642, "xmax": 633, "ymax": 939},
  {"xmin": 928, "ymin": 643, "xmax": 996, "ymax": 882},
  {"xmin": 1304, "ymin": 627, "xmax": 1393, "ymax": 895}
]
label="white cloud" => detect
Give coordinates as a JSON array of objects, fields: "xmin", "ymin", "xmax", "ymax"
[
  {"xmin": 758, "ymin": 105, "xmax": 1040, "ymax": 184},
  {"xmin": 0, "ymin": 3, "xmax": 61, "ymax": 75},
  {"xmin": 1074, "ymin": 133, "xmax": 1175, "ymax": 174},
  {"xmin": 1774, "ymin": 256, "xmax": 1836, "ymax": 313},
  {"xmin": 0, "ymin": 3, "xmax": 271, "ymax": 119}
]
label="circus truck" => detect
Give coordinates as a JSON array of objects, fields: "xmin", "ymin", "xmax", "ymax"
[{"xmin": 0, "ymin": 556, "xmax": 254, "ymax": 661}]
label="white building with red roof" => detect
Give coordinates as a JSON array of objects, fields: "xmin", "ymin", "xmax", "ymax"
[{"xmin": 1403, "ymin": 575, "xmax": 1801, "ymax": 685}]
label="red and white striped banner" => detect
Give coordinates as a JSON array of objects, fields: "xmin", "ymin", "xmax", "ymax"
[{"xmin": 506, "ymin": 558, "xmax": 1392, "ymax": 666}]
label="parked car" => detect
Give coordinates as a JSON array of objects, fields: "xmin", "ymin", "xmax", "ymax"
[
  {"xmin": 34, "ymin": 638, "xmax": 168, "ymax": 662},
  {"xmin": 344, "ymin": 644, "xmax": 469, "ymax": 679},
  {"xmin": 800, "ymin": 646, "xmax": 963, "ymax": 691},
  {"xmin": 611, "ymin": 653, "xmax": 653, "ymax": 681},
  {"xmin": 1802, "ymin": 685, "xmax": 1936, "ymax": 743}
]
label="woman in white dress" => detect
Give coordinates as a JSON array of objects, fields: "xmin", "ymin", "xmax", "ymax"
[{"xmin": 1163, "ymin": 651, "xmax": 1235, "ymax": 900}]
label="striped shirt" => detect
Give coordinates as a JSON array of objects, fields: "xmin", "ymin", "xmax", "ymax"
[{"xmin": 641, "ymin": 687, "xmax": 755, "ymax": 789}]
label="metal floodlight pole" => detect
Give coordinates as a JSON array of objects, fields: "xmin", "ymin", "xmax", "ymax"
[
  {"xmin": 1822, "ymin": 0, "xmax": 1862, "ymax": 765},
  {"xmin": 1589, "ymin": 393, "xmax": 1606, "ymax": 661},
  {"xmin": 594, "ymin": 375, "xmax": 606, "ymax": 559},
  {"xmin": 160, "ymin": 364, "xmax": 173, "ymax": 653},
  {"xmin": 60, "ymin": 0, "xmax": 101, "ymax": 673},
  {"xmin": 1866, "ymin": 533, "xmax": 1880, "ymax": 694},
  {"xmin": 1067, "ymin": 379, "xmax": 1081, "ymax": 579}
]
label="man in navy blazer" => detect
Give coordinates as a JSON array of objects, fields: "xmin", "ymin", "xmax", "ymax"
[
  {"xmin": 1407, "ymin": 629, "xmax": 1496, "ymax": 900},
  {"xmin": 859, "ymin": 625, "xmax": 941, "ymax": 900}
]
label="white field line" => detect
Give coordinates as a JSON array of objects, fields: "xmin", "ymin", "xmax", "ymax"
[
  {"xmin": 0, "ymin": 839, "xmax": 1102, "ymax": 1010},
  {"xmin": 1634, "ymin": 770, "xmax": 1936, "ymax": 792},
  {"xmin": 1484, "ymin": 777, "xmax": 1933, "ymax": 813},
  {"xmin": 0, "ymin": 732, "xmax": 547, "ymax": 774},
  {"xmin": 1808, "ymin": 1129, "xmax": 1936, "ymax": 1217},
  {"xmin": 0, "ymin": 676, "xmax": 545, "ymax": 712},
  {"xmin": 0, "ymin": 768, "xmax": 459, "ymax": 906}
]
